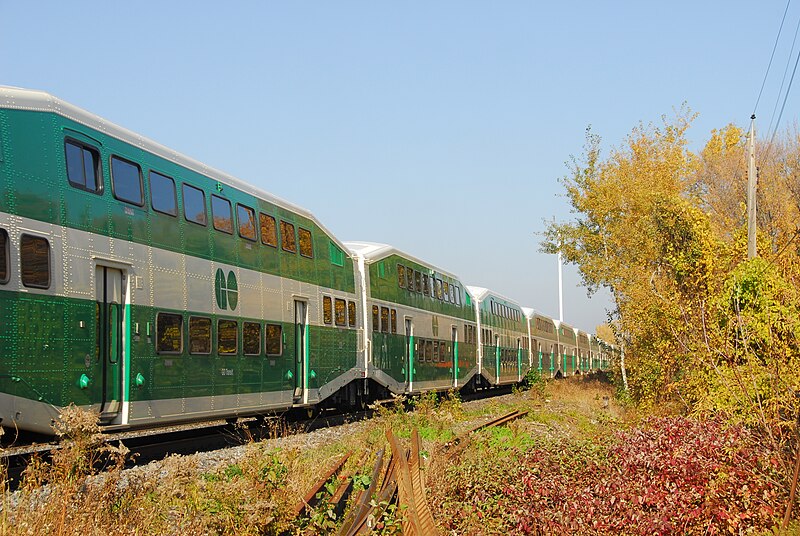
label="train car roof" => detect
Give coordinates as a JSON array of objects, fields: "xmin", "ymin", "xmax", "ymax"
[
  {"xmin": 465, "ymin": 286, "xmax": 522, "ymax": 307},
  {"xmin": 344, "ymin": 241, "xmax": 466, "ymax": 283},
  {"xmin": 0, "ymin": 86, "xmax": 352, "ymax": 253}
]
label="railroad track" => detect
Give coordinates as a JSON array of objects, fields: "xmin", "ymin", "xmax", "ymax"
[
  {"xmin": 0, "ymin": 384, "xmax": 516, "ymax": 491},
  {"xmin": 0, "ymin": 409, "xmax": 372, "ymax": 491}
]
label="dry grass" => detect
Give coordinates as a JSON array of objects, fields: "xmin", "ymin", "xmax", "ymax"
[{"xmin": 0, "ymin": 377, "xmax": 626, "ymax": 535}]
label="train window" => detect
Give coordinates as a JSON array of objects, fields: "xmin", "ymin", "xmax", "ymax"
[
  {"xmin": 390, "ymin": 309, "xmax": 397, "ymax": 334},
  {"xmin": 189, "ymin": 316, "xmax": 212, "ymax": 354},
  {"xmin": 335, "ymin": 298, "xmax": 346, "ymax": 326},
  {"xmin": 348, "ymin": 301, "xmax": 356, "ymax": 327},
  {"xmin": 259, "ymin": 213, "xmax": 278, "ymax": 247},
  {"xmin": 0, "ymin": 229, "xmax": 7, "ymax": 284},
  {"xmin": 211, "ymin": 195, "xmax": 233, "ymax": 234},
  {"xmin": 443, "ymin": 282, "xmax": 450, "ymax": 303},
  {"xmin": 243, "ymin": 322, "xmax": 261, "ymax": 355},
  {"xmin": 455, "ymin": 287, "xmax": 461, "ymax": 306},
  {"xmin": 65, "ymin": 140, "xmax": 102, "ymax": 193},
  {"xmin": 426, "ymin": 340, "xmax": 433, "ymax": 361},
  {"xmin": 372, "ymin": 305, "xmax": 379, "ymax": 331},
  {"xmin": 433, "ymin": 341, "xmax": 440, "ymax": 362},
  {"xmin": 323, "ymin": 296, "xmax": 333, "ymax": 325},
  {"xmin": 422, "ymin": 274, "xmax": 429, "ymax": 296},
  {"xmin": 397, "ymin": 264, "xmax": 406, "ymax": 289},
  {"xmin": 298, "ymin": 228, "xmax": 313, "ymax": 258},
  {"xmin": 20, "ymin": 234, "xmax": 50, "ymax": 289},
  {"xmin": 415, "ymin": 271, "xmax": 422, "ymax": 293},
  {"xmin": 111, "ymin": 156, "xmax": 144, "ymax": 206},
  {"xmin": 265, "ymin": 324, "xmax": 283, "ymax": 356},
  {"xmin": 407, "ymin": 269, "xmax": 416, "ymax": 291},
  {"xmin": 280, "ymin": 221, "xmax": 297, "ymax": 253},
  {"xmin": 183, "ymin": 184, "xmax": 207, "ymax": 226},
  {"xmin": 149, "ymin": 171, "xmax": 177, "ymax": 216},
  {"xmin": 237, "ymin": 204, "xmax": 257, "ymax": 241},
  {"xmin": 449, "ymin": 285, "xmax": 455, "ymax": 304},
  {"xmin": 218, "ymin": 319, "xmax": 238, "ymax": 355},
  {"xmin": 380, "ymin": 307, "xmax": 389, "ymax": 333},
  {"xmin": 156, "ymin": 313, "xmax": 183, "ymax": 354}
]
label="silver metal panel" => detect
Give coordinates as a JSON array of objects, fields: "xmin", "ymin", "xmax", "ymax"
[{"xmin": 0, "ymin": 392, "xmax": 61, "ymax": 435}]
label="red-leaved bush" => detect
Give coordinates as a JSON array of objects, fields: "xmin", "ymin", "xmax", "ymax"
[{"xmin": 507, "ymin": 417, "xmax": 785, "ymax": 535}]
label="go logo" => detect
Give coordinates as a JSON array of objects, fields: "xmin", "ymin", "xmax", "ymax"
[{"xmin": 215, "ymin": 269, "xmax": 238, "ymax": 311}]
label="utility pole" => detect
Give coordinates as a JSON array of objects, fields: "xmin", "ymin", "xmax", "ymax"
[{"xmin": 747, "ymin": 114, "xmax": 758, "ymax": 259}]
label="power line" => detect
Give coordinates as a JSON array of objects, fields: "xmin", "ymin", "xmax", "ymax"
[
  {"xmin": 754, "ymin": 0, "xmax": 792, "ymax": 116},
  {"xmin": 769, "ymin": 37, "xmax": 800, "ymax": 152},
  {"xmin": 766, "ymin": 8, "xmax": 800, "ymax": 142}
]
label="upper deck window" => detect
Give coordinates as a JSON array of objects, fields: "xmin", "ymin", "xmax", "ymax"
[
  {"xmin": 111, "ymin": 156, "xmax": 144, "ymax": 206},
  {"xmin": 237, "ymin": 204, "xmax": 257, "ymax": 241},
  {"xmin": 149, "ymin": 171, "xmax": 177, "ymax": 216},
  {"xmin": 259, "ymin": 213, "xmax": 278, "ymax": 247},
  {"xmin": 65, "ymin": 140, "xmax": 102, "ymax": 193},
  {"xmin": 182, "ymin": 184, "xmax": 207, "ymax": 225},
  {"xmin": 280, "ymin": 221, "xmax": 297, "ymax": 253},
  {"xmin": 298, "ymin": 228, "xmax": 313, "ymax": 258},
  {"xmin": 211, "ymin": 195, "xmax": 233, "ymax": 234}
]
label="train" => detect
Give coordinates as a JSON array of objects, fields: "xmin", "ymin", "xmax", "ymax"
[{"xmin": 0, "ymin": 86, "xmax": 613, "ymax": 435}]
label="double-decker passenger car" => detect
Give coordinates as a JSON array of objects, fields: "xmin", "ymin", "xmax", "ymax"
[
  {"xmin": 523, "ymin": 308, "xmax": 560, "ymax": 378},
  {"xmin": 346, "ymin": 243, "xmax": 477, "ymax": 394},
  {"xmin": 468, "ymin": 287, "xmax": 529, "ymax": 386},
  {"xmin": 0, "ymin": 86, "xmax": 364, "ymax": 433}
]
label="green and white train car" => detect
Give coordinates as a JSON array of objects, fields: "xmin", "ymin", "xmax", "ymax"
[
  {"xmin": 0, "ymin": 87, "xmax": 364, "ymax": 434},
  {"xmin": 554, "ymin": 320, "xmax": 578, "ymax": 377},
  {"xmin": 468, "ymin": 287, "xmax": 529, "ymax": 386},
  {"xmin": 522, "ymin": 308, "xmax": 560, "ymax": 378},
  {"xmin": 346, "ymin": 243, "xmax": 477, "ymax": 394}
]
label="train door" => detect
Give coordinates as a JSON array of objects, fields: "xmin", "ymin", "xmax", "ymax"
[
  {"xmin": 293, "ymin": 300, "xmax": 308, "ymax": 404},
  {"xmin": 517, "ymin": 338, "xmax": 522, "ymax": 382},
  {"xmin": 404, "ymin": 318, "xmax": 414, "ymax": 391},
  {"xmin": 451, "ymin": 326, "xmax": 458, "ymax": 387},
  {"xmin": 96, "ymin": 266, "xmax": 124, "ymax": 424}
]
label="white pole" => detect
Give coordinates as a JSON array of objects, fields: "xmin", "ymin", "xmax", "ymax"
[{"xmin": 558, "ymin": 252, "xmax": 564, "ymax": 322}]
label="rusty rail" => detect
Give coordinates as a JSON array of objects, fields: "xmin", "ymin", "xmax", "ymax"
[{"xmin": 292, "ymin": 450, "xmax": 353, "ymax": 517}]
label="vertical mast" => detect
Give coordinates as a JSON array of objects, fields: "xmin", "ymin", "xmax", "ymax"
[
  {"xmin": 557, "ymin": 252, "xmax": 564, "ymax": 322},
  {"xmin": 746, "ymin": 114, "xmax": 758, "ymax": 259}
]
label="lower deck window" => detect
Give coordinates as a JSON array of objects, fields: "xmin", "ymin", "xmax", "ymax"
[
  {"xmin": 243, "ymin": 321, "xmax": 261, "ymax": 355},
  {"xmin": 347, "ymin": 301, "xmax": 356, "ymax": 327},
  {"xmin": 218, "ymin": 319, "xmax": 238, "ymax": 354},
  {"xmin": 189, "ymin": 316, "xmax": 212, "ymax": 354},
  {"xmin": 334, "ymin": 298, "xmax": 346, "ymax": 326},
  {"xmin": 323, "ymin": 296, "xmax": 333, "ymax": 325},
  {"xmin": 20, "ymin": 234, "xmax": 50, "ymax": 289},
  {"xmin": 380, "ymin": 307, "xmax": 389, "ymax": 333},
  {"xmin": 266, "ymin": 324, "xmax": 283, "ymax": 356},
  {"xmin": 156, "ymin": 312, "xmax": 183, "ymax": 354}
]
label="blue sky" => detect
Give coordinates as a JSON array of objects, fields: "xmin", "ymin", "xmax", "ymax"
[{"xmin": 1, "ymin": 1, "xmax": 795, "ymax": 332}]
